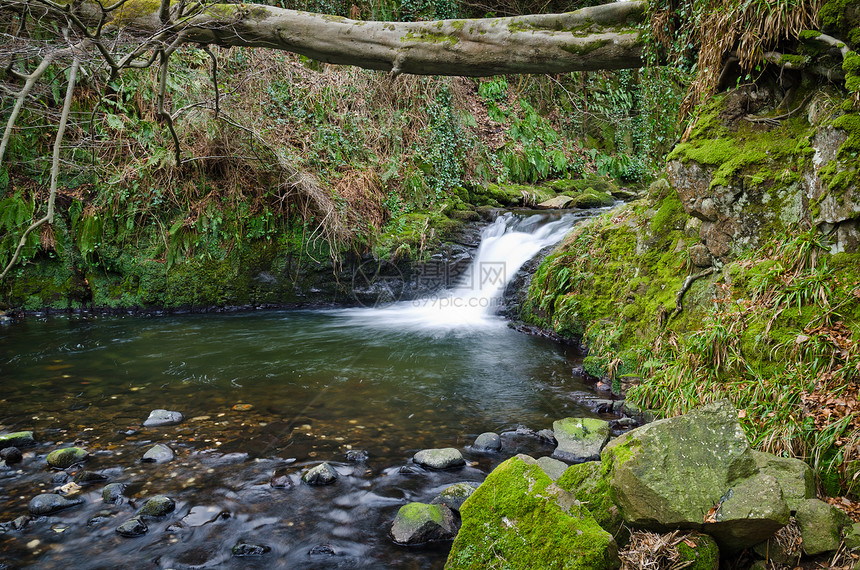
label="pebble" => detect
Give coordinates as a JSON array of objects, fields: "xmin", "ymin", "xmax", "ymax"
[
  {"xmin": 232, "ymin": 542, "xmax": 271, "ymax": 557},
  {"xmin": 137, "ymin": 495, "xmax": 176, "ymax": 517},
  {"xmin": 142, "ymin": 443, "xmax": 174, "ymax": 463},
  {"xmin": 142, "ymin": 409, "xmax": 184, "ymax": 427}
]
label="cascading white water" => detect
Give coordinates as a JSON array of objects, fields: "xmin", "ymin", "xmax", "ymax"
[{"xmin": 336, "ymin": 211, "xmax": 582, "ymax": 330}]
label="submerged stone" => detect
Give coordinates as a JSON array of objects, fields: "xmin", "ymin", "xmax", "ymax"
[
  {"xmin": 0, "ymin": 446, "xmax": 22, "ymax": 464},
  {"xmin": 302, "ymin": 462, "xmax": 338, "ymax": 486},
  {"xmin": 552, "ymin": 417, "xmax": 610, "ymax": 462},
  {"xmin": 74, "ymin": 471, "xmax": 108, "ymax": 485},
  {"xmin": 46, "ymin": 446, "xmax": 88, "ymax": 469},
  {"xmin": 137, "ymin": 495, "xmax": 176, "ymax": 517},
  {"xmin": 413, "ymin": 448, "xmax": 465, "ymax": 470},
  {"xmin": 142, "ymin": 409, "xmax": 184, "ymax": 427},
  {"xmin": 345, "ymin": 449, "xmax": 369, "ymax": 462},
  {"xmin": 232, "ymin": 542, "xmax": 271, "ymax": 557},
  {"xmin": 270, "ymin": 468, "xmax": 293, "ymax": 488},
  {"xmin": 29, "ymin": 493, "xmax": 83, "ymax": 515},
  {"xmin": 141, "ymin": 443, "xmax": 174, "ymax": 463},
  {"xmin": 390, "ymin": 502, "xmax": 457, "ymax": 545},
  {"xmin": 0, "ymin": 431, "xmax": 34, "ymax": 449},
  {"xmin": 472, "ymin": 432, "xmax": 501, "ymax": 452},
  {"xmin": 308, "ymin": 544, "xmax": 336, "ymax": 557},
  {"xmin": 116, "ymin": 516, "xmax": 148, "ymax": 537}
]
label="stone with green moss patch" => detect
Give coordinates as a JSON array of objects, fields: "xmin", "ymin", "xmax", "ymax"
[
  {"xmin": 46, "ymin": 446, "xmax": 88, "ymax": 469},
  {"xmin": 390, "ymin": 502, "xmax": 457, "ymax": 544},
  {"xmin": 551, "ymin": 417, "xmax": 610, "ymax": 462},
  {"xmin": 0, "ymin": 431, "xmax": 34, "ymax": 449},
  {"xmin": 446, "ymin": 454, "xmax": 619, "ymax": 569}
]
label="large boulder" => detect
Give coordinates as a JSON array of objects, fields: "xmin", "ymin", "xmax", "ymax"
[
  {"xmin": 390, "ymin": 502, "xmax": 457, "ymax": 545},
  {"xmin": 552, "ymin": 417, "xmax": 610, "ymax": 462},
  {"xmin": 446, "ymin": 455, "xmax": 619, "ymax": 569},
  {"xmin": 603, "ymin": 400, "xmax": 790, "ymax": 551}
]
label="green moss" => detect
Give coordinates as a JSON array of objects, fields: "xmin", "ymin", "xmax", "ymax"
[
  {"xmin": 557, "ymin": 461, "xmax": 624, "ymax": 538},
  {"xmin": 398, "ymin": 502, "xmax": 443, "ymax": 525},
  {"xmin": 561, "ymin": 39, "xmax": 610, "ymax": 56},
  {"xmin": 401, "ymin": 29, "xmax": 459, "ymax": 45},
  {"xmin": 447, "ymin": 456, "xmax": 619, "ymax": 569},
  {"xmin": 676, "ymin": 534, "xmax": 720, "ymax": 569},
  {"xmin": 451, "ymin": 20, "xmax": 465, "ymax": 31}
]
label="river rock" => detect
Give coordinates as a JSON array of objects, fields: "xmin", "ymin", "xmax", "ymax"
[
  {"xmin": 309, "ymin": 544, "xmax": 336, "ymax": 557},
  {"xmin": 345, "ymin": 449, "xmax": 369, "ymax": 462},
  {"xmin": 10, "ymin": 515, "xmax": 30, "ymax": 530},
  {"xmin": 447, "ymin": 455, "xmax": 619, "ymax": 568},
  {"xmin": 795, "ymin": 498, "xmax": 852, "ymax": 555},
  {"xmin": 232, "ymin": 542, "xmax": 271, "ymax": 557},
  {"xmin": 270, "ymin": 468, "xmax": 293, "ymax": 488},
  {"xmin": 116, "ymin": 516, "xmax": 148, "ymax": 537},
  {"xmin": 46, "ymin": 446, "xmax": 88, "ymax": 469},
  {"xmin": 29, "ymin": 493, "xmax": 83, "ymax": 515},
  {"xmin": 0, "ymin": 431, "xmax": 34, "ymax": 449},
  {"xmin": 74, "ymin": 471, "xmax": 108, "ymax": 485},
  {"xmin": 536, "ymin": 195, "xmax": 574, "ymax": 209},
  {"xmin": 0, "ymin": 447, "xmax": 22, "ymax": 464},
  {"xmin": 137, "ymin": 495, "xmax": 176, "ymax": 517},
  {"xmin": 142, "ymin": 443, "xmax": 174, "ymax": 463},
  {"xmin": 551, "ymin": 417, "xmax": 610, "ymax": 462},
  {"xmin": 413, "ymin": 448, "xmax": 465, "ymax": 470},
  {"xmin": 143, "ymin": 409, "xmax": 184, "ymax": 427},
  {"xmin": 302, "ymin": 462, "xmax": 338, "ymax": 486},
  {"xmin": 537, "ymin": 456, "xmax": 569, "ymax": 481},
  {"xmin": 390, "ymin": 502, "xmax": 457, "ymax": 545},
  {"xmin": 603, "ymin": 400, "xmax": 793, "ymax": 551},
  {"xmin": 102, "ymin": 483, "xmax": 128, "ymax": 504},
  {"xmin": 472, "ymin": 432, "xmax": 501, "ymax": 452},
  {"xmin": 431, "ymin": 482, "xmax": 479, "ymax": 512}
]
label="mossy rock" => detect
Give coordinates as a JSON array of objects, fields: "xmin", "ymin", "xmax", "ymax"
[
  {"xmin": 390, "ymin": 502, "xmax": 457, "ymax": 544},
  {"xmin": 137, "ymin": 495, "xmax": 176, "ymax": 517},
  {"xmin": 0, "ymin": 431, "xmax": 34, "ymax": 449},
  {"xmin": 446, "ymin": 454, "xmax": 620, "ymax": 569},
  {"xmin": 677, "ymin": 533, "xmax": 720, "ymax": 570},
  {"xmin": 569, "ymin": 191, "xmax": 615, "ymax": 209},
  {"xmin": 557, "ymin": 460, "xmax": 625, "ymax": 540},
  {"xmin": 46, "ymin": 446, "xmax": 88, "ymax": 469},
  {"xmin": 547, "ymin": 176, "xmax": 618, "ymax": 196}
]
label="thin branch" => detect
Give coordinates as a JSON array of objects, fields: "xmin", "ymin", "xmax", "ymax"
[
  {"xmin": 668, "ymin": 267, "xmax": 714, "ymax": 323},
  {"xmin": 0, "ymin": 57, "xmax": 79, "ymax": 282},
  {"xmin": 201, "ymin": 44, "xmax": 218, "ymax": 119},
  {"xmin": 156, "ymin": 48, "xmax": 181, "ymax": 164}
]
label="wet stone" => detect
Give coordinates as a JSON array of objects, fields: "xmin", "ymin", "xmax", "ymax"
[
  {"xmin": 74, "ymin": 471, "xmax": 108, "ymax": 485},
  {"xmin": 102, "ymin": 483, "xmax": 128, "ymax": 504},
  {"xmin": 46, "ymin": 447, "xmax": 88, "ymax": 469},
  {"xmin": 346, "ymin": 449, "xmax": 369, "ymax": 462},
  {"xmin": 116, "ymin": 516, "xmax": 148, "ymax": 537},
  {"xmin": 29, "ymin": 493, "xmax": 83, "ymax": 515},
  {"xmin": 0, "ymin": 447, "xmax": 23, "ymax": 464},
  {"xmin": 142, "ymin": 409, "xmax": 184, "ymax": 427},
  {"xmin": 51, "ymin": 472, "xmax": 71, "ymax": 486},
  {"xmin": 142, "ymin": 443, "xmax": 174, "ymax": 463},
  {"xmin": 473, "ymin": 432, "xmax": 501, "ymax": 452},
  {"xmin": 413, "ymin": 448, "xmax": 465, "ymax": 470},
  {"xmin": 309, "ymin": 544, "xmax": 336, "ymax": 557},
  {"xmin": 87, "ymin": 510, "xmax": 115, "ymax": 527},
  {"xmin": 399, "ymin": 464, "xmax": 424, "ymax": 476},
  {"xmin": 137, "ymin": 495, "xmax": 176, "ymax": 517},
  {"xmin": 232, "ymin": 542, "xmax": 271, "ymax": 557},
  {"xmin": 536, "ymin": 429, "xmax": 556, "ymax": 444},
  {"xmin": 270, "ymin": 468, "xmax": 293, "ymax": 489},
  {"xmin": 431, "ymin": 482, "xmax": 479, "ymax": 512},
  {"xmin": 0, "ymin": 431, "xmax": 34, "ymax": 449},
  {"xmin": 11, "ymin": 516, "xmax": 30, "ymax": 530},
  {"xmin": 302, "ymin": 462, "xmax": 338, "ymax": 486}
]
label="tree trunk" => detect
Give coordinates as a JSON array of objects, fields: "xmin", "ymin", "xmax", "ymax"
[{"xmin": 85, "ymin": 0, "xmax": 646, "ymax": 76}]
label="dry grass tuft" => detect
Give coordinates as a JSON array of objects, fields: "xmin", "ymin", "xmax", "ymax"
[{"xmin": 619, "ymin": 530, "xmax": 696, "ymax": 569}]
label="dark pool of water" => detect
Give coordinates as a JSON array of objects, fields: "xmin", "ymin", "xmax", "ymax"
[{"xmin": 0, "ymin": 310, "xmax": 605, "ymax": 568}]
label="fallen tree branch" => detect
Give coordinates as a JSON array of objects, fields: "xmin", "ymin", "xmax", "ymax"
[{"xmin": 668, "ymin": 267, "xmax": 714, "ymax": 323}]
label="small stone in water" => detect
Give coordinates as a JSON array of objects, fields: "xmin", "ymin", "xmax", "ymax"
[
  {"xmin": 116, "ymin": 517, "xmax": 148, "ymax": 537},
  {"xmin": 308, "ymin": 544, "xmax": 336, "ymax": 557},
  {"xmin": 345, "ymin": 449, "xmax": 369, "ymax": 462},
  {"xmin": 232, "ymin": 542, "xmax": 271, "ymax": 557},
  {"xmin": 142, "ymin": 443, "xmax": 174, "ymax": 463},
  {"xmin": 74, "ymin": 471, "xmax": 109, "ymax": 485},
  {"xmin": 473, "ymin": 432, "xmax": 501, "ymax": 452},
  {"xmin": 302, "ymin": 462, "xmax": 338, "ymax": 486},
  {"xmin": 0, "ymin": 431, "xmax": 34, "ymax": 449},
  {"xmin": 137, "ymin": 495, "xmax": 176, "ymax": 517},
  {"xmin": 142, "ymin": 409, "xmax": 184, "ymax": 427},
  {"xmin": 87, "ymin": 511, "xmax": 114, "ymax": 527},
  {"xmin": 232, "ymin": 403, "xmax": 253, "ymax": 411},
  {"xmin": 271, "ymin": 468, "xmax": 293, "ymax": 489},
  {"xmin": 11, "ymin": 516, "xmax": 30, "ymax": 530},
  {"xmin": 102, "ymin": 483, "xmax": 128, "ymax": 504},
  {"xmin": 399, "ymin": 464, "xmax": 424, "ymax": 476},
  {"xmin": 29, "ymin": 493, "xmax": 83, "ymax": 515},
  {"xmin": 46, "ymin": 447, "xmax": 88, "ymax": 469},
  {"xmin": 413, "ymin": 448, "xmax": 465, "ymax": 470},
  {"xmin": 0, "ymin": 446, "xmax": 23, "ymax": 464}
]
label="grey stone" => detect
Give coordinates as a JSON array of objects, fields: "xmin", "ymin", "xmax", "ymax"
[
  {"xmin": 116, "ymin": 516, "xmax": 148, "ymax": 537},
  {"xmin": 232, "ymin": 542, "xmax": 271, "ymax": 557},
  {"xmin": 705, "ymin": 474, "xmax": 790, "ymax": 551},
  {"xmin": 102, "ymin": 483, "xmax": 128, "ymax": 504},
  {"xmin": 143, "ymin": 409, "xmax": 184, "ymax": 427},
  {"xmin": 413, "ymin": 448, "xmax": 465, "ymax": 470},
  {"xmin": 389, "ymin": 502, "xmax": 457, "ymax": 544},
  {"xmin": 473, "ymin": 432, "xmax": 501, "ymax": 452},
  {"xmin": 795, "ymin": 498, "xmax": 852, "ymax": 555},
  {"xmin": 0, "ymin": 447, "xmax": 22, "ymax": 464},
  {"xmin": 0, "ymin": 431, "xmax": 33, "ymax": 449},
  {"xmin": 536, "ymin": 195, "xmax": 573, "ymax": 209},
  {"xmin": 536, "ymin": 456, "xmax": 569, "ymax": 481},
  {"xmin": 137, "ymin": 495, "xmax": 176, "ymax": 517},
  {"xmin": 29, "ymin": 493, "xmax": 83, "ymax": 515},
  {"xmin": 752, "ymin": 451, "xmax": 815, "ymax": 512},
  {"xmin": 302, "ymin": 462, "xmax": 338, "ymax": 486},
  {"xmin": 552, "ymin": 417, "xmax": 610, "ymax": 462},
  {"xmin": 142, "ymin": 443, "xmax": 174, "ymax": 463},
  {"xmin": 46, "ymin": 446, "xmax": 88, "ymax": 469},
  {"xmin": 844, "ymin": 521, "xmax": 860, "ymax": 550},
  {"xmin": 431, "ymin": 482, "xmax": 479, "ymax": 512}
]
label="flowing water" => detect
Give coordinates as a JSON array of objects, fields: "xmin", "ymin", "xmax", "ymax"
[{"xmin": 0, "ymin": 211, "xmax": 611, "ymax": 569}]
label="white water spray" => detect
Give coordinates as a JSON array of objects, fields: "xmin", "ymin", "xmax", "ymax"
[{"xmin": 336, "ymin": 212, "xmax": 582, "ymax": 330}]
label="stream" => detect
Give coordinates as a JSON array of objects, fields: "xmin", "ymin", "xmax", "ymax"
[{"xmin": 0, "ymin": 211, "xmax": 613, "ymax": 569}]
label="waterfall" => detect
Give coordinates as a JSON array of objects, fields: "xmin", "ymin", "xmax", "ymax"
[{"xmin": 335, "ymin": 211, "xmax": 583, "ymax": 330}]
